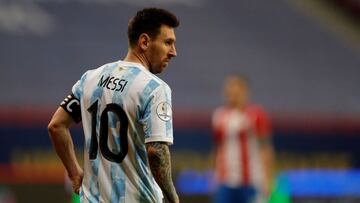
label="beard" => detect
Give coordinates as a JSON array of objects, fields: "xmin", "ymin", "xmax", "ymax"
[{"xmin": 149, "ymin": 61, "xmax": 168, "ymax": 74}]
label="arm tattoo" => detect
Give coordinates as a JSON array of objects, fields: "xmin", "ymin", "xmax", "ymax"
[{"xmin": 146, "ymin": 142, "xmax": 178, "ymax": 203}]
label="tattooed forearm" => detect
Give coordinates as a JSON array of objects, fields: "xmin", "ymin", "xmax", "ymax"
[{"xmin": 146, "ymin": 142, "xmax": 179, "ymax": 203}]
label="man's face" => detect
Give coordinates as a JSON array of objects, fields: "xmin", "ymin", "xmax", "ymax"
[
  {"xmin": 224, "ymin": 77, "xmax": 249, "ymax": 108},
  {"xmin": 146, "ymin": 25, "xmax": 177, "ymax": 74}
]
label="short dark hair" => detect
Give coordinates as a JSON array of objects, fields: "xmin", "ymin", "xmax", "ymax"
[{"xmin": 128, "ymin": 8, "xmax": 179, "ymax": 47}]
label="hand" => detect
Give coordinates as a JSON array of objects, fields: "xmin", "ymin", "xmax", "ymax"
[
  {"xmin": 163, "ymin": 195, "xmax": 179, "ymax": 203},
  {"xmin": 69, "ymin": 169, "xmax": 83, "ymax": 195}
]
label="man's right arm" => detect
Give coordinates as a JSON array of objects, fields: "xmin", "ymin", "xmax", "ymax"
[
  {"xmin": 146, "ymin": 142, "xmax": 179, "ymax": 203},
  {"xmin": 48, "ymin": 107, "xmax": 83, "ymax": 194}
]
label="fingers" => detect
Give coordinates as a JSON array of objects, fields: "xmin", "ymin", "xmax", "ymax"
[
  {"xmin": 70, "ymin": 175, "xmax": 83, "ymax": 195},
  {"xmin": 73, "ymin": 185, "xmax": 80, "ymax": 195}
]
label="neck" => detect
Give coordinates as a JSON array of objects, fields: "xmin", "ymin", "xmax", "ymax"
[
  {"xmin": 228, "ymin": 102, "xmax": 246, "ymax": 111},
  {"xmin": 123, "ymin": 49, "xmax": 151, "ymax": 70}
]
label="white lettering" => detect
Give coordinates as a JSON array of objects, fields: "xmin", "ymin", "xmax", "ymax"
[{"xmin": 66, "ymin": 99, "xmax": 80, "ymax": 112}]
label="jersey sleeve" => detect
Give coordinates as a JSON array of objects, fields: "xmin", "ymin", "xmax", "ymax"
[
  {"xmin": 71, "ymin": 71, "xmax": 89, "ymax": 99},
  {"xmin": 60, "ymin": 93, "xmax": 81, "ymax": 123},
  {"xmin": 212, "ymin": 108, "xmax": 225, "ymax": 144},
  {"xmin": 250, "ymin": 106, "xmax": 271, "ymax": 138},
  {"xmin": 141, "ymin": 84, "xmax": 173, "ymax": 144},
  {"xmin": 59, "ymin": 71, "xmax": 88, "ymax": 123}
]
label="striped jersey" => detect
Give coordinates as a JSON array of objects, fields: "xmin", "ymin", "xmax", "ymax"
[
  {"xmin": 212, "ymin": 105, "xmax": 270, "ymax": 189},
  {"xmin": 72, "ymin": 60, "xmax": 173, "ymax": 203}
]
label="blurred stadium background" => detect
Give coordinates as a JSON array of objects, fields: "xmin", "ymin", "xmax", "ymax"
[{"xmin": 1, "ymin": 0, "xmax": 360, "ymax": 202}]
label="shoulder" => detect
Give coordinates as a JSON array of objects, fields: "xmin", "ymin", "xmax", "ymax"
[
  {"xmin": 135, "ymin": 69, "xmax": 171, "ymax": 96},
  {"xmin": 92, "ymin": 60, "xmax": 121, "ymax": 75},
  {"xmin": 79, "ymin": 61, "xmax": 119, "ymax": 80},
  {"xmin": 118, "ymin": 61, "xmax": 171, "ymax": 90},
  {"xmin": 246, "ymin": 104, "xmax": 268, "ymax": 115},
  {"xmin": 245, "ymin": 104, "xmax": 271, "ymax": 124},
  {"xmin": 212, "ymin": 106, "xmax": 228, "ymax": 123},
  {"xmin": 213, "ymin": 106, "xmax": 228, "ymax": 116},
  {"xmin": 246, "ymin": 104, "xmax": 272, "ymax": 136},
  {"xmin": 143, "ymin": 70, "xmax": 171, "ymax": 91}
]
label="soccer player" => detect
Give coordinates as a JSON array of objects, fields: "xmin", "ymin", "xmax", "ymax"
[
  {"xmin": 48, "ymin": 8, "xmax": 179, "ymax": 203},
  {"xmin": 212, "ymin": 75, "xmax": 274, "ymax": 203}
]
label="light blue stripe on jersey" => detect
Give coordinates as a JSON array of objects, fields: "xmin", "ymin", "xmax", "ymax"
[
  {"xmin": 164, "ymin": 85, "xmax": 173, "ymax": 138},
  {"xmin": 119, "ymin": 67, "xmax": 141, "ymax": 96},
  {"xmin": 85, "ymin": 63, "xmax": 117, "ymax": 202},
  {"xmin": 107, "ymin": 66, "xmax": 142, "ymax": 202},
  {"xmin": 134, "ymin": 142, "xmax": 155, "ymax": 202},
  {"xmin": 109, "ymin": 66, "xmax": 141, "ymax": 152},
  {"xmin": 137, "ymin": 79, "xmax": 162, "ymax": 202},
  {"xmin": 140, "ymin": 79, "xmax": 160, "ymax": 139},
  {"xmin": 110, "ymin": 66, "xmax": 141, "ymax": 129},
  {"xmin": 134, "ymin": 102, "xmax": 157, "ymax": 202},
  {"xmin": 73, "ymin": 71, "xmax": 88, "ymax": 99},
  {"xmin": 110, "ymin": 163, "xmax": 125, "ymax": 203}
]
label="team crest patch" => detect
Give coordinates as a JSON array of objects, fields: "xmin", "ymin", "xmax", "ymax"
[{"xmin": 156, "ymin": 102, "xmax": 172, "ymax": 122}]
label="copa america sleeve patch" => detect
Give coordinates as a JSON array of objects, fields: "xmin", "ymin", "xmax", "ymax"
[
  {"xmin": 156, "ymin": 102, "xmax": 172, "ymax": 122},
  {"xmin": 60, "ymin": 93, "xmax": 81, "ymax": 123}
]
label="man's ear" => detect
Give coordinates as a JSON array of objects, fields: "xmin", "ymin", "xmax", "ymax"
[{"xmin": 138, "ymin": 33, "xmax": 150, "ymax": 51}]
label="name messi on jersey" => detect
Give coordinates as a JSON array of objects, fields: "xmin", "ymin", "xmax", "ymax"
[{"xmin": 98, "ymin": 75, "xmax": 128, "ymax": 92}]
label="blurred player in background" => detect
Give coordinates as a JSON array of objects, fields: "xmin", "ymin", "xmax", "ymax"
[
  {"xmin": 48, "ymin": 8, "xmax": 179, "ymax": 203},
  {"xmin": 212, "ymin": 75, "xmax": 274, "ymax": 203}
]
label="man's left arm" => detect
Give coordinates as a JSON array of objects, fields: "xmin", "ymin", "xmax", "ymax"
[
  {"xmin": 146, "ymin": 142, "xmax": 179, "ymax": 203},
  {"xmin": 253, "ymin": 106, "xmax": 274, "ymax": 196},
  {"xmin": 259, "ymin": 137, "xmax": 274, "ymax": 196}
]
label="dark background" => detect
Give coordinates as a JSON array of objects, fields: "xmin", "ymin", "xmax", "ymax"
[{"xmin": 1, "ymin": 0, "xmax": 360, "ymax": 202}]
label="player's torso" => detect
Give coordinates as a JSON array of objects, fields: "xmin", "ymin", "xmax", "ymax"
[
  {"xmin": 214, "ymin": 107, "xmax": 263, "ymax": 187},
  {"xmin": 216, "ymin": 107, "xmax": 258, "ymax": 145},
  {"xmin": 79, "ymin": 61, "xmax": 163, "ymax": 203}
]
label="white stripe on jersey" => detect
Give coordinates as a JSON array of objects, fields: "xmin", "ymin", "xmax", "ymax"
[
  {"xmin": 212, "ymin": 107, "xmax": 264, "ymax": 189},
  {"xmin": 72, "ymin": 60, "xmax": 173, "ymax": 203}
]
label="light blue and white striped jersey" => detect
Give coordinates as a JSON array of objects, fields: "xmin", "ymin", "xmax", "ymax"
[{"xmin": 72, "ymin": 60, "xmax": 173, "ymax": 203}]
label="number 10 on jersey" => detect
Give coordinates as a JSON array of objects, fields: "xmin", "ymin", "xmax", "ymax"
[{"xmin": 87, "ymin": 100, "xmax": 129, "ymax": 163}]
